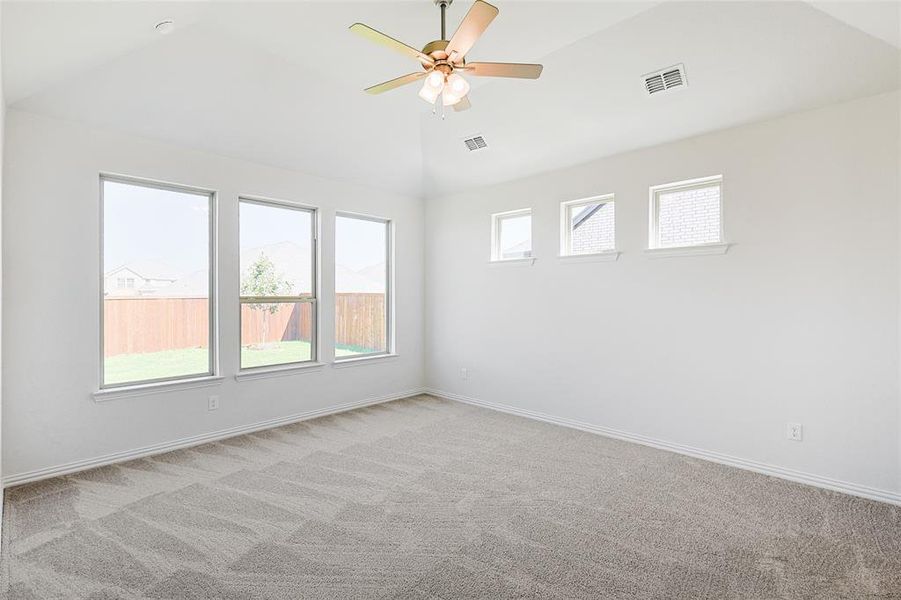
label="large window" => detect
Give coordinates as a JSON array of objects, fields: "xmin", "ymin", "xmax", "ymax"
[
  {"xmin": 101, "ymin": 176, "xmax": 215, "ymax": 387},
  {"xmin": 491, "ymin": 209, "xmax": 532, "ymax": 261},
  {"xmin": 335, "ymin": 213, "xmax": 391, "ymax": 359},
  {"xmin": 239, "ymin": 198, "xmax": 317, "ymax": 370},
  {"xmin": 560, "ymin": 195, "xmax": 615, "ymax": 256},
  {"xmin": 649, "ymin": 176, "xmax": 723, "ymax": 249}
]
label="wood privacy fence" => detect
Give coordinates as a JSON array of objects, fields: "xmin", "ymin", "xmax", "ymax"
[
  {"xmin": 103, "ymin": 294, "xmax": 386, "ymax": 356},
  {"xmin": 104, "ymin": 298, "xmax": 209, "ymax": 357},
  {"xmin": 335, "ymin": 293, "xmax": 387, "ymax": 352},
  {"xmin": 239, "ymin": 302, "xmax": 312, "ymax": 346}
]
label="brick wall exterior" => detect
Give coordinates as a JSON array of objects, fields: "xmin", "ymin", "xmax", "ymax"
[
  {"xmin": 656, "ymin": 184, "xmax": 721, "ymax": 247},
  {"xmin": 571, "ymin": 202, "xmax": 615, "ymax": 254}
]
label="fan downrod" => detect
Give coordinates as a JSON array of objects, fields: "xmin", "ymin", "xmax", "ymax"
[
  {"xmin": 434, "ymin": 0, "xmax": 453, "ymax": 40},
  {"xmin": 424, "ymin": 0, "xmax": 458, "ymax": 74}
]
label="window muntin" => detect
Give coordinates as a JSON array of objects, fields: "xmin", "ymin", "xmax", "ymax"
[
  {"xmin": 650, "ymin": 176, "xmax": 723, "ymax": 249},
  {"xmin": 561, "ymin": 195, "xmax": 615, "ymax": 256},
  {"xmin": 334, "ymin": 214, "xmax": 391, "ymax": 359},
  {"xmin": 491, "ymin": 209, "xmax": 532, "ymax": 261},
  {"xmin": 239, "ymin": 198, "xmax": 317, "ymax": 370},
  {"xmin": 101, "ymin": 176, "xmax": 215, "ymax": 388}
]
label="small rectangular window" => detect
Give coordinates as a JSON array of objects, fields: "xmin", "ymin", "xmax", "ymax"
[
  {"xmin": 491, "ymin": 209, "xmax": 532, "ymax": 261},
  {"xmin": 560, "ymin": 195, "xmax": 615, "ymax": 256},
  {"xmin": 649, "ymin": 176, "xmax": 723, "ymax": 249},
  {"xmin": 335, "ymin": 213, "xmax": 391, "ymax": 360},
  {"xmin": 101, "ymin": 176, "xmax": 215, "ymax": 388},
  {"xmin": 239, "ymin": 198, "xmax": 317, "ymax": 370}
]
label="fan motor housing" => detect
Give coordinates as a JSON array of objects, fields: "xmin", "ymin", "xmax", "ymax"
[
  {"xmin": 422, "ymin": 40, "xmax": 462, "ymax": 74},
  {"xmin": 422, "ymin": 40, "xmax": 449, "ymax": 59}
]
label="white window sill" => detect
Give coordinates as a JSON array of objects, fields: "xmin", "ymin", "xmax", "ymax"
[
  {"xmin": 644, "ymin": 243, "xmax": 730, "ymax": 258},
  {"xmin": 332, "ymin": 353, "xmax": 399, "ymax": 368},
  {"xmin": 235, "ymin": 362, "xmax": 326, "ymax": 381},
  {"xmin": 558, "ymin": 251, "xmax": 620, "ymax": 263},
  {"xmin": 94, "ymin": 375, "xmax": 224, "ymax": 402},
  {"xmin": 488, "ymin": 257, "xmax": 536, "ymax": 267}
]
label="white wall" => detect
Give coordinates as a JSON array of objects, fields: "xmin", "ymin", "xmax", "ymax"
[
  {"xmin": 0, "ymin": 4, "xmax": 6, "ymax": 531},
  {"xmin": 425, "ymin": 91, "xmax": 901, "ymax": 495},
  {"xmin": 3, "ymin": 90, "xmax": 899, "ymax": 501},
  {"xmin": 2, "ymin": 110, "xmax": 424, "ymax": 481}
]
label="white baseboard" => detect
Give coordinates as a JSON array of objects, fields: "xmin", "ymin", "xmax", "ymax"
[
  {"xmin": 2, "ymin": 389, "xmax": 426, "ymax": 488},
  {"xmin": 425, "ymin": 388, "xmax": 901, "ymax": 507},
  {"xmin": 7, "ymin": 387, "xmax": 899, "ymax": 507}
]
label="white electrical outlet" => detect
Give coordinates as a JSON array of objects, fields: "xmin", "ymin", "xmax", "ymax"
[
  {"xmin": 208, "ymin": 395, "xmax": 220, "ymax": 411},
  {"xmin": 461, "ymin": 367, "xmax": 468, "ymax": 380},
  {"xmin": 787, "ymin": 422, "xmax": 802, "ymax": 441}
]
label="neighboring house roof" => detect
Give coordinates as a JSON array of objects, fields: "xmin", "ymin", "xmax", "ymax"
[
  {"xmin": 105, "ymin": 260, "xmax": 180, "ymax": 282},
  {"xmin": 503, "ymin": 239, "xmax": 532, "ymax": 257},
  {"xmin": 105, "ymin": 242, "xmax": 387, "ymax": 298},
  {"xmin": 242, "ymin": 241, "xmax": 386, "ymax": 294},
  {"xmin": 572, "ymin": 202, "xmax": 607, "ymax": 230},
  {"xmin": 355, "ymin": 263, "xmax": 386, "ymax": 285},
  {"xmin": 336, "ymin": 263, "xmax": 386, "ymax": 294},
  {"xmin": 105, "ymin": 266, "xmax": 141, "ymax": 280},
  {"xmin": 162, "ymin": 269, "xmax": 208, "ymax": 298},
  {"xmin": 240, "ymin": 241, "xmax": 313, "ymax": 295}
]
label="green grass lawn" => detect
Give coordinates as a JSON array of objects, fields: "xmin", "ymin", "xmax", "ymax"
[
  {"xmin": 241, "ymin": 340, "xmax": 314, "ymax": 369},
  {"xmin": 104, "ymin": 341, "xmax": 379, "ymax": 385},
  {"xmin": 104, "ymin": 347, "xmax": 211, "ymax": 385}
]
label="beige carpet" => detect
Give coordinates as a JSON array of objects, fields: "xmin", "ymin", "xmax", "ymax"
[{"xmin": 2, "ymin": 394, "xmax": 900, "ymax": 599}]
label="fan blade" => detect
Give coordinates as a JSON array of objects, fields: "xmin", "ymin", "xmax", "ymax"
[
  {"xmin": 464, "ymin": 62, "xmax": 543, "ymax": 79},
  {"xmin": 446, "ymin": 1, "xmax": 499, "ymax": 60},
  {"xmin": 349, "ymin": 23, "xmax": 434, "ymax": 66},
  {"xmin": 453, "ymin": 95, "xmax": 472, "ymax": 111},
  {"xmin": 365, "ymin": 72, "xmax": 428, "ymax": 95}
]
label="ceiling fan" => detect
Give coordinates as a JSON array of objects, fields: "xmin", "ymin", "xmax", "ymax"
[{"xmin": 350, "ymin": 0, "xmax": 543, "ymax": 113}]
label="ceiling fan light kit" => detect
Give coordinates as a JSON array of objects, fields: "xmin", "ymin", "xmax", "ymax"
[
  {"xmin": 350, "ymin": 0, "xmax": 543, "ymax": 117},
  {"xmin": 418, "ymin": 70, "xmax": 445, "ymax": 104}
]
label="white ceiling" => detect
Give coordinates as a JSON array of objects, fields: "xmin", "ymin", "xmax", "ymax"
[
  {"xmin": 3, "ymin": 1, "xmax": 899, "ymax": 198},
  {"xmin": 809, "ymin": 1, "xmax": 901, "ymax": 48},
  {"xmin": 421, "ymin": 1, "xmax": 901, "ymax": 193}
]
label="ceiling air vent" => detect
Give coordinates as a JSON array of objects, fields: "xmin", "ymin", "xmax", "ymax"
[
  {"xmin": 643, "ymin": 64, "xmax": 687, "ymax": 95},
  {"xmin": 463, "ymin": 135, "xmax": 488, "ymax": 152}
]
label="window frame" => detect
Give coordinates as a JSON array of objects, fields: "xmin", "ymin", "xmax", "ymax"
[
  {"xmin": 238, "ymin": 196, "xmax": 319, "ymax": 372},
  {"xmin": 333, "ymin": 211, "xmax": 393, "ymax": 362},
  {"xmin": 648, "ymin": 175, "xmax": 725, "ymax": 250},
  {"xmin": 490, "ymin": 208, "xmax": 533, "ymax": 262},
  {"xmin": 99, "ymin": 173, "xmax": 218, "ymax": 390},
  {"xmin": 559, "ymin": 194, "xmax": 616, "ymax": 257}
]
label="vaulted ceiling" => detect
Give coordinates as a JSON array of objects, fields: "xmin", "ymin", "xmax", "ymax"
[{"xmin": 4, "ymin": 1, "xmax": 899, "ymax": 198}]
